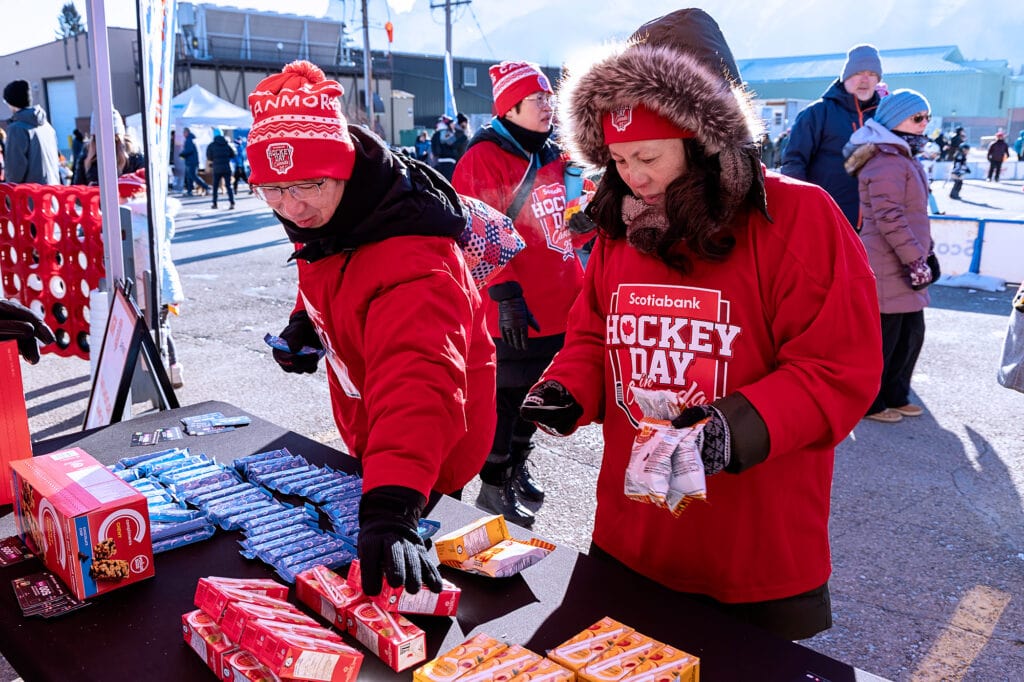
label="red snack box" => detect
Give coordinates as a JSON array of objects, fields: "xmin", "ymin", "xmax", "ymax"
[
  {"xmin": 204, "ymin": 576, "xmax": 290, "ymax": 601},
  {"xmin": 295, "ymin": 564, "xmax": 365, "ymax": 628},
  {"xmin": 222, "ymin": 649, "xmax": 281, "ymax": 682},
  {"xmin": 348, "ymin": 559, "xmax": 461, "ymax": 616},
  {"xmin": 182, "ymin": 608, "xmax": 238, "ymax": 675},
  {"xmin": 240, "ymin": 618, "xmax": 363, "ymax": 682},
  {"xmin": 220, "ymin": 599, "xmax": 320, "ymax": 643},
  {"xmin": 346, "ymin": 599, "xmax": 427, "ymax": 672},
  {"xmin": 196, "ymin": 581, "xmax": 300, "ymax": 622},
  {"xmin": 9, "ymin": 447, "xmax": 154, "ymax": 600}
]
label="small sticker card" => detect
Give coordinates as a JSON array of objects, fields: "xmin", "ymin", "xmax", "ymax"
[
  {"xmin": 0, "ymin": 536, "xmax": 34, "ymax": 567},
  {"xmin": 156, "ymin": 426, "xmax": 184, "ymax": 442},
  {"xmin": 131, "ymin": 431, "xmax": 157, "ymax": 447},
  {"xmin": 12, "ymin": 571, "xmax": 87, "ymax": 618},
  {"xmin": 189, "ymin": 425, "xmax": 235, "ymax": 436},
  {"xmin": 209, "ymin": 416, "xmax": 250, "ymax": 428}
]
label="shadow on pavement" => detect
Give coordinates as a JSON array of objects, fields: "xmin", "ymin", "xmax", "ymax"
[
  {"xmin": 927, "ymin": 283, "xmax": 1014, "ymax": 316},
  {"xmin": 175, "ymin": 239, "xmax": 292, "ymax": 266}
]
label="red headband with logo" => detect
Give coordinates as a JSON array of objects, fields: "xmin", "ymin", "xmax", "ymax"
[{"xmin": 603, "ymin": 103, "xmax": 694, "ymax": 145}]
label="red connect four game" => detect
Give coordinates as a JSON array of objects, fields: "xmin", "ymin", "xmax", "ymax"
[{"xmin": 0, "ymin": 183, "xmax": 105, "ymax": 360}]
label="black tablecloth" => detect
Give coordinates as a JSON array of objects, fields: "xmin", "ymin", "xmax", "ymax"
[{"xmin": 1, "ymin": 401, "xmax": 862, "ymax": 681}]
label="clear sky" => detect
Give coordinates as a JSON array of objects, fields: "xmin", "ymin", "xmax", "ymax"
[{"xmin": 4, "ymin": 0, "xmax": 1023, "ymax": 71}]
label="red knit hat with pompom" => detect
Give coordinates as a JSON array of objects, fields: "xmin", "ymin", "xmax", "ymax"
[{"xmin": 247, "ymin": 61, "xmax": 355, "ymax": 184}]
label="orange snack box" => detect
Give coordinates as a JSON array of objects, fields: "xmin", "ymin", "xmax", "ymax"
[
  {"xmin": 578, "ymin": 632, "xmax": 662, "ymax": 682},
  {"xmin": 413, "ymin": 633, "xmax": 509, "ymax": 681},
  {"xmin": 455, "ymin": 644, "xmax": 543, "ymax": 682},
  {"xmin": 433, "ymin": 515, "xmax": 510, "ymax": 565},
  {"xmin": 620, "ymin": 644, "xmax": 699, "ymax": 682},
  {"xmin": 507, "ymin": 657, "xmax": 575, "ymax": 682},
  {"xmin": 346, "ymin": 598, "xmax": 427, "ymax": 672},
  {"xmin": 295, "ymin": 564, "xmax": 364, "ymax": 628},
  {"xmin": 547, "ymin": 617, "xmax": 634, "ymax": 673},
  {"xmin": 182, "ymin": 608, "xmax": 238, "ymax": 675}
]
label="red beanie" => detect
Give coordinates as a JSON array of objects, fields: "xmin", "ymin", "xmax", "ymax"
[
  {"xmin": 247, "ymin": 61, "xmax": 355, "ymax": 185},
  {"xmin": 489, "ymin": 61, "xmax": 552, "ymax": 117},
  {"xmin": 603, "ymin": 104, "xmax": 694, "ymax": 146}
]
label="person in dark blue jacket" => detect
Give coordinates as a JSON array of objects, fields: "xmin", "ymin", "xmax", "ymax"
[
  {"xmin": 781, "ymin": 44, "xmax": 883, "ymax": 230},
  {"xmin": 205, "ymin": 129, "xmax": 237, "ymax": 209}
]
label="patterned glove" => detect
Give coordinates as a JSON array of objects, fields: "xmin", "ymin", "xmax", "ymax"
[
  {"xmin": 671, "ymin": 404, "xmax": 731, "ymax": 476},
  {"xmin": 520, "ymin": 380, "xmax": 583, "ymax": 435},
  {"xmin": 0, "ymin": 299, "xmax": 55, "ymax": 364},
  {"xmin": 907, "ymin": 256, "xmax": 933, "ymax": 290},
  {"xmin": 272, "ymin": 310, "xmax": 323, "ymax": 374}
]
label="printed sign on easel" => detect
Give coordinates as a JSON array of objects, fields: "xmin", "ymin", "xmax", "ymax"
[{"xmin": 84, "ymin": 283, "xmax": 178, "ymax": 430}]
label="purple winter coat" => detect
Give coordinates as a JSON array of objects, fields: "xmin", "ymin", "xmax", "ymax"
[{"xmin": 845, "ymin": 120, "xmax": 931, "ymax": 314}]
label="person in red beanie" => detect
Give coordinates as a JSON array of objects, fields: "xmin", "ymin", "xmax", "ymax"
[
  {"xmin": 248, "ymin": 60, "xmax": 497, "ymax": 597},
  {"xmin": 519, "ymin": 9, "xmax": 882, "ymax": 640},
  {"xmin": 452, "ymin": 60, "xmax": 585, "ymax": 528}
]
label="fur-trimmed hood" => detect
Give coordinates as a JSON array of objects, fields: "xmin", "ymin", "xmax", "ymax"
[{"xmin": 558, "ymin": 8, "xmax": 767, "ymax": 217}]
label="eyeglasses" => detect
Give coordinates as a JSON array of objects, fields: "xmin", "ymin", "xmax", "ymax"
[
  {"xmin": 253, "ymin": 179, "xmax": 329, "ymax": 203},
  {"xmin": 911, "ymin": 113, "xmax": 932, "ymax": 124},
  {"xmin": 522, "ymin": 93, "xmax": 555, "ymax": 108}
]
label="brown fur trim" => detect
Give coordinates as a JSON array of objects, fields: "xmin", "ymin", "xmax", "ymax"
[
  {"xmin": 844, "ymin": 143, "xmax": 879, "ymax": 177},
  {"xmin": 558, "ymin": 42, "xmax": 764, "ymax": 169}
]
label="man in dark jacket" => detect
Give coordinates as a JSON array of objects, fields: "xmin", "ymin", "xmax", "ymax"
[
  {"xmin": 206, "ymin": 129, "xmax": 236, "ymax": 209},
  {"xmin": 781, "ymin": 44, "xmax": 883, "ymax": 229},
  {"xmin": 249, "ymin": 60, "xmax": 496, "ymax": 598},
  {"xmin": 987, "ymin": 131, "xmax": 1010, "ymax": 182},
  {"xmin": 179, "ymin": 127, "xmax": 210, "ymax": 196},
  {"xmin": 2, "ymin": 79, "xmax": 61, "ymax": 185}
]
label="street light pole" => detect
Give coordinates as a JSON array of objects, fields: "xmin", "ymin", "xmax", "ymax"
[{"xmin": 361, "ymin": 0, "xmax": 373, "ymax": 125}]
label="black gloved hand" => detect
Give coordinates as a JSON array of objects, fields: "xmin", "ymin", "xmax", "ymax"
[
  {"xmin": 272, "ymin": 310, "xmax": 323, "ymax": 374},
  {"xmin": 520, "ymin": 380, "xmax": 583, "ymax": 435},
  {"xmin": 671, "ymin": 404, "xmax": 731, "ymax": 476},
  {"xmin": 488, "ymin": 281, "xmax": 540, "ymax": 351},
  {"xmin": 0, "ymin": 299, "xmax": 56, "ymax": 365},
  {"xmin": 567, "ymin": 210, "xmax": 597, "ymax": 236},
  {"xmin": 357, "ymin": 485, "xmax": 443, "ymax": 597}
]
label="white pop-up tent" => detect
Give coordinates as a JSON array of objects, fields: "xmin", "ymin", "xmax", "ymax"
[{"xmin": 126, "ymin": 84, "xmax": 252, "ymax": 133}]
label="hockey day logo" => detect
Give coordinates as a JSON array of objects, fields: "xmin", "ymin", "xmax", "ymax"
[
  {"xmin": 609, "ymin": 106, "xmax": 633, "ymax": 133},
  {"xmin": 530, "ymin": 182, "xmax": 574, "ymax": 259},
  {"xmin": 607, "ymin": 283, "xmax": 741, "ymax": 427}
]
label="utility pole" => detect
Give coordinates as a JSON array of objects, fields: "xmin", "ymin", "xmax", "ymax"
[
  {"xmin": 361, "ymin": 0, "xmax": 373, "ymax": 124},
  {"xmin": 430, "ymin": 0, "xmax": 472, "ymax": 116}
]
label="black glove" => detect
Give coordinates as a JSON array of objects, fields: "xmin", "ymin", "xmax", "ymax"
[
  {"xmin": 272, "ymin": 310, "xmax": 323, "ymax": 374},
  {"xmin": 0, "ymin": 299, "xmax": 56, "ymax": 365},
  {"xmin": 567, "ymin": 210, "xmax": 597, "ymax": 236},
  {"xmin": 357, "ymin": 485, "xmax": 443, "ymax": 597},
  {"xmin": 488, "ymin": 281, "xmax": 540, "ymax": 351},
  {"xmin": 671, "ymin": 404, "xmax": 731, "ymax": 476},
  {"xmin": 520, "ymin": 380, "xmax": 583, "ymax": 435}
]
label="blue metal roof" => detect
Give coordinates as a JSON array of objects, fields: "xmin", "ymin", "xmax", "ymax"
[{"xmin": 737, "ymin": 45, "xmax": 1002, "ymax": 83}]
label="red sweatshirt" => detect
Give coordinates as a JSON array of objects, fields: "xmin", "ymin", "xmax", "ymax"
[{"xmin": 541, "ymin": 174, "xmax": 882, "ymax": 603}]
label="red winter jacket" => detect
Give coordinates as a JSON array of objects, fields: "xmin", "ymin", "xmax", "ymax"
[{"xmin": 453, "ymin": 121, "xmax": 584, "ymax": 339}]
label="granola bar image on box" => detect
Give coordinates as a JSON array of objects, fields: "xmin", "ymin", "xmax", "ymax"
[
  {"xmin": 89, "ymin": 559, "xmax": 130, "ymax": 581},
  {"xmin": 92, "ymin": 538, "xmax": 117, "ymax": 560}
]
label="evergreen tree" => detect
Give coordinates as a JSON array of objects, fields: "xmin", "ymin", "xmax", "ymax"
[{"xmin": 56, "ymin": 2, "xmax": 86, "ymax": 40}]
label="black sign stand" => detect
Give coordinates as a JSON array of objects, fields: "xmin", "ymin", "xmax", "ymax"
[{"xmin": 83, "ymin": 282, "xmax": 179, "ymax": 429}]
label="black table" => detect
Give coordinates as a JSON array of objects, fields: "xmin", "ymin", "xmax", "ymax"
[{"xmin": 1, "ymin": 401, "xmax": 867, "ymax": 681}]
